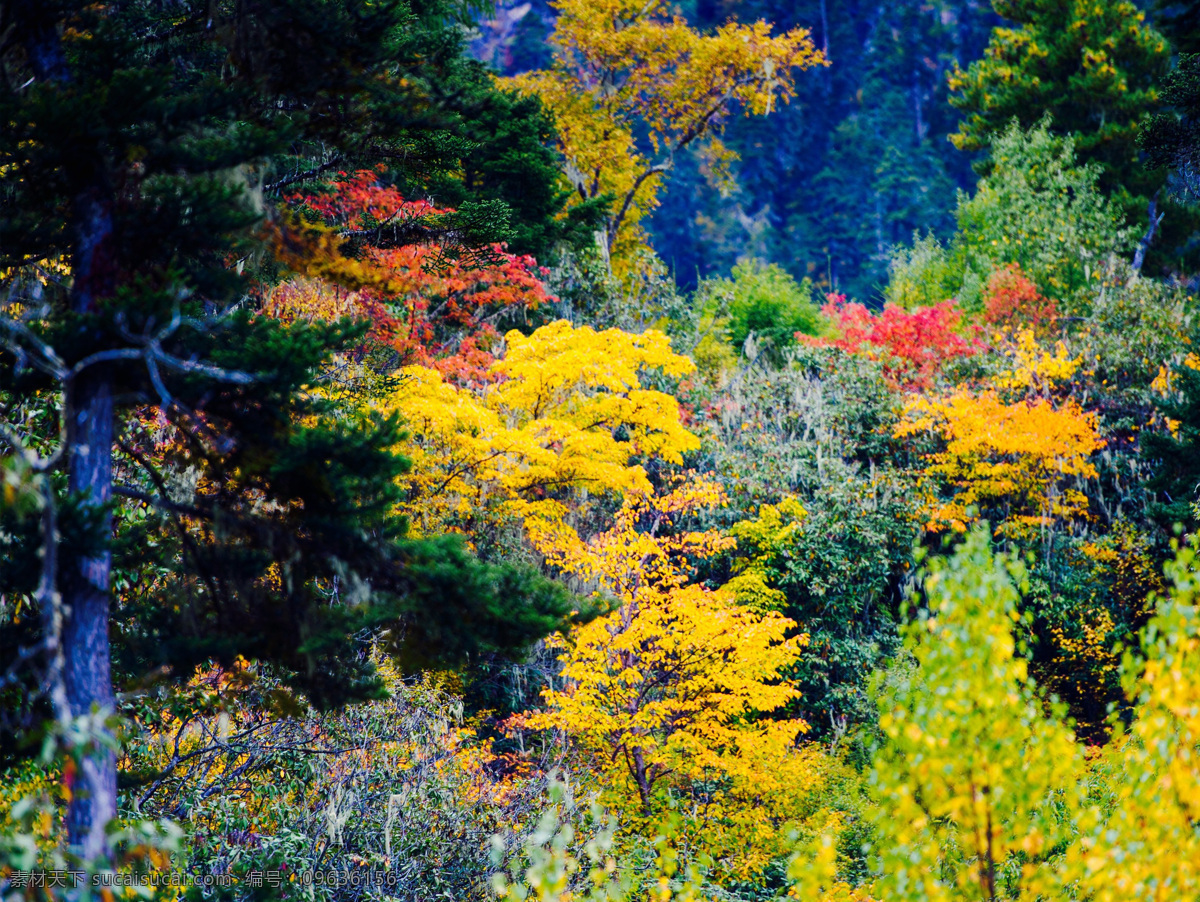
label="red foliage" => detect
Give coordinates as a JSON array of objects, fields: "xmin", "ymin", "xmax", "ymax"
[
  {"xmin": 983, "ymin": 264, "xmax": 1058, "ymax": 334},
  {"xmin": 288, "ymin": 169, "xmax": 554, "ymax": 384},
  {"xmin": 802, "ymin": 294, "xmax": 982, "ymax": 389}
]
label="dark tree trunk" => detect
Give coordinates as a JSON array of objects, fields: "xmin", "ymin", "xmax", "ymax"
[
  {"xmin": 62, "ymin": 374, "xmax": 117, "ymax": 861},
  {"xmin": 16, "ymin": 0, "xmax": 126, "ymax": 858},
  {"xmin": 60, "ymin": 181, "xmax": 120, "ymax": 859},
  {"xmin": 16, "ymin": 0, "xmax": 123, "ymax": 856}
]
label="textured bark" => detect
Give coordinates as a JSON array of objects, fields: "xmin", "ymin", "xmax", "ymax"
[
  {"xmin": 62, "ymin": 180, "xmax": 120, "ymax": 858},
  {"xmin": 61, "ymin": 176, "xmax": 120, "ymax": 860},
  {"xmin": 62, "ymin": 373, "xmax": 117, "ymax": 861},
  {"xmin": 15, "ymin": 0, "xmax": 122, "ymax": 858},
  {"xmin": 60, "ymin": 177, "xmax": 120, "ymax": 858}
]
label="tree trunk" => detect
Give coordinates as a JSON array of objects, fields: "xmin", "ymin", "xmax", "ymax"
[
  {"xmin": 62, "ymin": 374, "xmax": 117, "ymax": 861},
  {"xmin": 14, "ymin": 0, "xmax": 122, "ymax": 861},
  {"xmin": 631, "ymin": 746, "xmax": 652, "ymax": 814},
  {"xmin": 61, "ymin": 184, "xmax": 120, "ymax": 861},
  {"xmin": 16, "ymin": 1, "xmax": 122, "ymax": 859}
]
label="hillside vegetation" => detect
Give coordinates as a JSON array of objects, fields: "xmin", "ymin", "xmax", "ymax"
[{"xmin": 3, "ymin": 1, "xmax": 1200, "ymax": 900}]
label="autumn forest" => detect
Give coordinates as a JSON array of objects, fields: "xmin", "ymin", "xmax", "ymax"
[{"xmin": 2, "ymin": 0, "xmax": 1200, "ymax": 899}]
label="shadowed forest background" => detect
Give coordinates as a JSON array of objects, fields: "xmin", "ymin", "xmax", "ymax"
[{"xmin": 479, "ymin": 0, "xmax": 1002, "ymax": 295}]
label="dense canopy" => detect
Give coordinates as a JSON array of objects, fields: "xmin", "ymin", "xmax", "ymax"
[{"xmin": 3, "ymin": 0, "xmax": 1200, "ymax": 899}]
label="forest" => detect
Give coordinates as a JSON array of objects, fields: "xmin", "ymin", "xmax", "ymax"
[{"xmin": 1, "ymin": 0, "xmax": 1200, "ymax": 899}]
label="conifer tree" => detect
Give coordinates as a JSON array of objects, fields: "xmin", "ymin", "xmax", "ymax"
[
  {"xmin": 1141, "ymin": 54, "xmax": 1200, "ymax": 205},
  {"xmin": 0, "ymin": 0, "xmax": 575, "ymax": 861},
  {"xmin": 949, "ymin": 0, "xmax": 1169, "ymax": 198},
  {"xmin": 948, "ymin": 0, "xmax": 1187, "ymax": 268}
]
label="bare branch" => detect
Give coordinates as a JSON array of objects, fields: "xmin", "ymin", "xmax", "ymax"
[
  {"xmin": 68, "ymin": 347, "xmax": 147, "ymax": 378},
  {"xmin": 264, "ymin": 155, "xmax": 347, "ymax": 196},
  {"xmin": 0, "ymin": 318, "xmax": 68, "ymax": 379}
]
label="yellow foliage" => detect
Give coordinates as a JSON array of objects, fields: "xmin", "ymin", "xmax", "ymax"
[
  {"xmin": 508, "ymin": 0, "xmax": 824, "ymax": 272},
  {"xmin": 1048, "ymin": 606, "xmax": 1118, "ymax": 680},
  {"xmin": 995, "ymin": 329, "xmax": 1083, "ymax": 395},
  {"xmin": 1066, "ymin": 540, "xmax": 1200, "ymax": 899},
  {"xmin": 724, "ymin": 497, "xmax": 807, "ymax": 612},
  {"xmin": 526, "ymin": 481, "xmax": 820, "ymax": 881},
  {"xmin": 791, "ymin": 534, "xmax": 1200, "ymax": 902},
  {"xmin": 381, "ymin": 320, "xmax": 699, "ymax": 535},
  {"xmin": 1150, "ymin": 350, "xmax": 1200, "ymax": 396},
  {"xmin": 263, "ymin": 276, "xmax": 363, "ymax": 325},
  {"xmin": 862, "ymin": 530, "xmax": 1085, "ymax": 902},
  {"xmin": 897, "ymin": 389, "xmax": 1103, "ymax": 534}
]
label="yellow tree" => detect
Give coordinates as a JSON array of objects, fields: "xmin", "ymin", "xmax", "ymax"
[
  {"xmin": 526, "ymin": 480, "xmax": 823, "ymax": 881},
  {"xmin": 896, "ymin": 332, "xmax": 1103, "ymax": 536},
  {"xmin": 897, "ymin": 390, "xmax": 1103, "ymax": 534},
  {"xmin": 791, "ymin": 532, "xmax": 1200, "ymax": 902},
  {"xmin": 508, "ymin": 0, "xmax": 824, "ymax": 270},
  {"xmin": 1066, "ymin": 538, "xmax": 1200, "ymax": 899},
  {"xmin": 382, "ymin": 319, "xmax": 699, "ymax": 536},
  {"xmin": 792, "ymin": 528, "xmax": 1086, "ymax": 902}
]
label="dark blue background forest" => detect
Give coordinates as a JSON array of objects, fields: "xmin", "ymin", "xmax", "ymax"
[{"xmin": 474, "ymin": 0, "xmax": 1004, "ymax": 299}]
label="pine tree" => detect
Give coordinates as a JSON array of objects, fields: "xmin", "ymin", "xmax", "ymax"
[
  {"xmin": 1141, "ymin": 54, "xmax": 1200, "ymax": 205},
  {"xmin": 949, "ymin": 0, "xmax": 1169, "ymax": 197},
  {"xmin": 948, "ymin": 0, "xmax": 1187, "ymax": 269},
  {"xmin": 0, "ymin": 0, "xmax": 575, "ymax": 861}
]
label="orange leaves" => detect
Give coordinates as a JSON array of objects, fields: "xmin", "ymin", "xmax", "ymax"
[
  {"xmin": 804, "ymin": 295, "xmax": 982, "ymax": 389},
  {"xmin": 897, "ymin": 389, "xmax": 1103, "ymax": 534},
  {"xmin": 834, "ymin": 293, "xmax": 1106, "ymax": 536}
]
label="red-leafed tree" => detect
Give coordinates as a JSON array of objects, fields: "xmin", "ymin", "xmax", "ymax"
[
  {"xmin": 983, "ymin": 263, "xmax": 1059, "ymax": 335},
  {"xmin": 803, "ymin": 295, "xmax": 982, "ymax": 389},
  {"xmin": 276, "ymin": 169, "xmax": 555, "ymax": 384}
]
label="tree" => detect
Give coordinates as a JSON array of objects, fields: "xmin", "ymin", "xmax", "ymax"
[
  {"xmin": 954, "ymin": 121, "xmax": 1134, "ymax": 311},
  {"xmin": 382, "ymin": 319, "xmax": 700, "ymax": 537},
  {"xmin": 982, "ymin": 264, "xmax": 1058, "ymax": 335},
  {"xmin": 526, "ymin": 481, "xmax": 822, "ymax": 881},
  {"xmin": 272, "ymin": 169, "xmax": 556, "ymax": 384},
  {"xmin": 898, "ymin": 388, "xmax": 1103, "ymax": 536},
  {"xmin": 895, "ymin": 331, "xmax": 1104, "ymax": 536},
  {"xmin": 414, "ymin": 84, "xmax": 606, "ymax": 262},
  {"xmin": 1065, "ymin": 538, "xmax": 1200, "ymax": 899},
  {"xmin": 507, "ymin": 0, "xmax": 825, "ymax": 272},
  {"xmin": 689, "ymin": 342, "xmax": 918, "ymax": 734},
  {"xmin": 792, "ymin": 529, "xmax": 1200, "ymax": 901},
  {"xmin": 0, "ymin": 0, "xmax": 575, "ymax": 860},
  {"xmin": 722, "ymin": 494, "xmax": 912, "ymax": 734},
  {"xmin": 863, "ymin": 529, "xmax": 1084, "ymax": 901},
  {"xmin": 890, "ymin": 121, "xmax": 1134, "ymax": 314},
  {"xmin": 638, "ymin": 0, "xmax": 998, "ymax": 301},
  {"xmin": 804, "ymin": 297, "xmax": 982, "ymax": 390},
  {"xmin": 948, "ymin": 0, "xmax": 1169, "ymax": 210},
  {"xmin": 693, "ymin": 258, "xmax": 822, "ymax": 369},
  {"xmin": 1141, "ymin": 54, "xmax": 1200, "ymax": 205}
]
